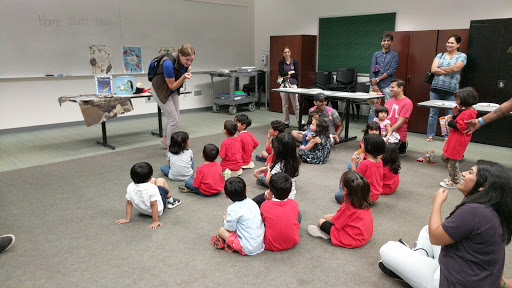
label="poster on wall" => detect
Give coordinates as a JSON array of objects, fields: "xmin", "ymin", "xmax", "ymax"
[
  {"xmin": 89, "ymin": 45, "xmax": 113, "ymax": 74},
  {"xmin": 115, "ymin": 76, "xmax": 135, "ymax": 95},
  {"xmin": 158, "ymin": 47, "xmax": 176, "ymax": 55},
  {"xmin": 122, "ymin": 46, "xmax": 143, "ymax": 73},
  {"xmin": 95, "ymin": 75, "xmax": 113, "ymax": 95}
]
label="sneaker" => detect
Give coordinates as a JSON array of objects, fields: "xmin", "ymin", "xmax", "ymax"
[
  {"xmin": 398, "ymin": 238, "xmax": 410, "ymax": 248},
  {"xmin": 241, "ymin": 161, "xmax": 255, "ymax": 169},
  {"xmin": 440, "ymin": 180, "xmax": 458, "ymax": 189},
  {"xmin": 222, "ymin": 169, "xmax": 231, "ymax": 181},
  {"xmin": 0, "ymin": 234, "xmax": 15, "ymax": 253},
  {"xmin": 235, "ymin": 169, "xmax": 243, "ymax": 176},
  {"xmin": 378, "ymin": 260, "xmax": 404, "ymax": 281},
  {"xmin": 211, "ymin": 235, "xmax": 227, "ymax": 249},
  {"xmin": 167, "ymin": 198, "xmax": 181, "ymax": 208},
  {"xmin": 255, "ymin": 155, "xmax": 266, "ymax": 163},
  {"xmin": 284, "ymin": 123, "xmax": 290, "ymax": 128},
  {"xmin": 307, "ymin": 225, "xmax": 331, "ymax": 240},
  {"xmin": 179, "ymin": 185, "xmax": 195, "ymax": 193}
]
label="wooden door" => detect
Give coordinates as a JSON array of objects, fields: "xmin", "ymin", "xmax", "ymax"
[
  {"xmin": 386, "ymin": 31, "xmax": 410, "ymax": 93},
  {"xmin": 405, "ymin": 30, "xmax": 439, "ymax": 134}
]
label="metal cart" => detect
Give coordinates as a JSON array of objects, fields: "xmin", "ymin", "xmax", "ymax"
[{"xmin": 205, "ymin": 70, "xmax": 258, "ymax": 115}]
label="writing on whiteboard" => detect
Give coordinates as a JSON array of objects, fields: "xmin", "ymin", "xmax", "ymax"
[{"xmin": 38, "ymin": 13, "xmax": 112, "ymax": 28}]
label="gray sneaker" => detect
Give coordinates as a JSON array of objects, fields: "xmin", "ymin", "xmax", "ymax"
[
  {"xmin": 167, "ymin": 198, "xmax": 181, "ymax": 209},
  {"xmin": 0, "ymin": 234, "xmax": 15, "ymax": 253},
  {"xmin": 307, "ymin": 225, "xmax": 331, "ymax": 240}
]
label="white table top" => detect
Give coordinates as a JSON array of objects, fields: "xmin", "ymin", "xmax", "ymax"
[
  {"xmin": 272, "ymin": 88, "xmax": 381, "ymax": 100},
  {"xmin": 417, "ymin": 100, "xmax": 509, "ymax": 114}
]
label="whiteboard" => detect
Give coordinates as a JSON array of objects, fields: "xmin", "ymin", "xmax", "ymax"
[{"xmin": 0, "ymin": 0, "xmax": 250, "ymax": 78}]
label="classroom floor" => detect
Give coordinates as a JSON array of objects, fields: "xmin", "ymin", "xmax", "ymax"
[{"xmin": 1, "ymin": 108, "xmax": 510, "ymax": 173}]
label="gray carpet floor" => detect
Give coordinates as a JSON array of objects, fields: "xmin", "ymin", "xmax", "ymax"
[{"xmin": 1, "ymin": 125, "xmax": 511, "ymax": 287}]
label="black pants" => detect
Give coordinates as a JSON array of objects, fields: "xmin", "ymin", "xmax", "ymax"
[
  {"xmin": 398, "ymin": 139, "xmax": 407, "ymax": 155},
  {"xmin": 320, "ymin": 221, "xmax": 333, "ymax": 235}
]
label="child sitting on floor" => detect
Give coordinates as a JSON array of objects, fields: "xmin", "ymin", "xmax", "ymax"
[
  {"xmin": 235, "ymin": 114, "xmax": 259, "ymax": 169},
  {"xmin": 308, "ymin": 170, "xmax": 373, "ymax": 248},
  {"xmin": 440, "ymin": 87, "xmax": 479, "ymax": 188},
  {"xmin": 253, "ymin": 133, "xmax": 300, "ymax": 206},
  {"xmin": 116, "ymin": 162, "xmax": 181, "ymax": 230},
  {"xmin": 219, "ymin": 120, "xmax": 243, "ymax": 180},
  {"xmin": 260, "ymin": 172, "xmax": 300, "ymax": 252},
  {"xmin": 255, "ymin": 120, "xmax": 286, "ymax": 163},
  {"xmin": 381, "ymin": 143, "xmax": 401, "ymax": 195},
  {"xmin": 374, "ymin": 106, "xmax": 400, "ymax": 143},
  {"xmin": 160, "ymin": 131, "xmax": 193, "ymax": 181},
  {"xmin": 301, "ymin": 111, "xmax": 320, "ymax": 146},
  {"xmin": 337, "ymin": 134, "xmax": 385, "ymax": 203},
  {"xmin": 211, "ymin": 177, "xmax": 265, "ymax": 255},
  {"xmin": 298, "ymin": 117, "xmax": 331, "ymax": 164},
  {"xmin": 349, "ymin": 121, "xmax": 381, "ymax": 170},
  {"xmin": 179, "ymin": 144, "xmax": 225, "ymax": 196}
]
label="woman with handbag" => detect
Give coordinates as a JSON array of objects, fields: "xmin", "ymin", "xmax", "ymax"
[
  {"xmin": 278, "ymin": 48, "xmax": 301, "ymax": 128},
  {"xmin": 426, "ymin": 35, "xmax": 467, "ymax": 142}
]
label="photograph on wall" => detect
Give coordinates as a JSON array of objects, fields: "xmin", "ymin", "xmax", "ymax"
[
  {"xmin": 115, "ymin": 76, "xmax": 135, "ymax": 95},
  {"xmin": 157, "ymin": 47, "xmax": 176, "ymax": 55},
  {"xmin": 122, "ymin": 46, "xmax": 143, "ymax": 73},
  {"xmin": 95, "ymin": 75, "xmax": 113, "ymax": 95},
  {"xmin": 89, "ymin": 45, "xmax": 113, "ymax": 74}
]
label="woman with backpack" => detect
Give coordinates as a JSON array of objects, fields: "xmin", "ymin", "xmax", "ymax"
[{"xmin": 151, "ymin": 44, "xmax": 195, "ymax": 147}]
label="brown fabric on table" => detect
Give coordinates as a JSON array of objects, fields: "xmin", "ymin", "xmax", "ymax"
[{"xmin": 58, "ymin": 95, "xmax": 133, "ymax": 127}]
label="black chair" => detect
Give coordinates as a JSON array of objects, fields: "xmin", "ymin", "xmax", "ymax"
[
  {"xmin": 242, "ymin": 70, "xmax": 266, "ymax": 107},
  {"xmin": 309, "ymin": 71, "xmax": 333, "ymax": 90},
  {"xmin": 328, "ymin": 68, "xmax": 357, "ymax": 92},
  {"xmin": 350, "ymin": 82, "xmax": 371, "ymax": 120}
]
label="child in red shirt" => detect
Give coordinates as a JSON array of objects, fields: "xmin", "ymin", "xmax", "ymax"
[
  {"xmin": 219, "ymin": 120, "xmax": 243, "ymax": 180},
  {"xmin": 308, "ymin": 170, "xmax": 373, "ymax": 248},
  {"xmin": 234, "ymin": 114, "xmax": 259, "ymax": 169},
  {"xmin": 255, "ymin": 120, "xmax": 286, "ymax": 163},
  {"xmin": 440, "ymin": 87, "xmax": 479, "ymax": 188},
  {"xmin": 381, "ymin": 143, "xmax": 401, "ymax": 195},
  {"xmin": 260, "ymin": 172, "xmax": 300, "ymax": 252},
  {"xmin": 179, "ymin": 144, "xmax": 225, "ymax": 196},
  {"xmin": 349, "ymin": 121, "xmax": 381, "ymax": 170}
]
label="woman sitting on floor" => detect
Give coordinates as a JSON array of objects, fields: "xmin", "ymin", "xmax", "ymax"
[{"xmin": 378, "ymin": 160, "xmax": 512, "ymax": 288}]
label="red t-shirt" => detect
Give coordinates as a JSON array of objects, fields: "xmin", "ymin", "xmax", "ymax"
[
  {"xmin": 266, "ymin": 143, "xmax": 272, "ymax": 154},
  {"xmin": 260, "ymin": 199, "xmax": 300, "ymax": 251},
  {"xmin": 192, "ymin": 161, "xmax": 225, "ymax": 195},
  {"xmin": 237, "ymin": 131, "xmax": 260, "ymax": 165},
  {"xmin": 385, "ymin": 96, "xmax": 413, "ymax": 141},
  {"xmin": 357, "ymin": 159, "xmax": 383, "ymax": 201},
  {"xmin": 331, "ymin": 202, "xmax": 373, "ymax": 248},
  {"xmin": 382, "ymin": 165, "xmax": 399, "ymax": 195},
  {"xmin": 443, "ymin": 109, "xmax": 477, "ymax": 160},
  {"xmin": 264, "ymin": 153, "xmax": 274, "ymax": 177},
  {"xmin": 219, "ymin": 137, "xmax": 243, "ymax": 171}
]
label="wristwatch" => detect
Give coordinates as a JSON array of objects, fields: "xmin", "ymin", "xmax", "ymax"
[{"xmin": 376, "ymin": 78, "xmax": 380, "ymax": 83}]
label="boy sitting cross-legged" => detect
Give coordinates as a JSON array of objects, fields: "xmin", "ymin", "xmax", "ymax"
[
  {"xmin": 211, "ymin": 177, "xmax": 265, "ymax": 255},
  {"xmin": 260, "ymin": 172, "xmax": 300, "ymax": 252}
]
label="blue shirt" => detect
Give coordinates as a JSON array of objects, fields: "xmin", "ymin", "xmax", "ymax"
[
  {"xmin": 431, "ymin": 52, "xmax": 467, "ymax": 93},
  {"xmin": 370, "ymin": 50, "xmax": 399, "ymax": 89},
  {"xmin": 162, "ymin": 59, "xmax": 187, "ymax": 94},
  {"xmin": 224, "ymin": 198, "xmax": 265, "ymax": 255}
]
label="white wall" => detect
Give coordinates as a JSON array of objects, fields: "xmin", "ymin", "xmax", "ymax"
[{"xmin": 253, "ymin": 0, "xmax": 512, "ymax": 69}]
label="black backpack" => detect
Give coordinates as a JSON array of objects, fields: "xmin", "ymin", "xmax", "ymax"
[{"xmin": 147, "ymin": 53, "xmax": 176, "ymax": 82}]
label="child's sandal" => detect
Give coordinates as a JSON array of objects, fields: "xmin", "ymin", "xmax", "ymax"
[{"xmin": 426, "ymin": 137, "xmax": 434, "ymax": 142}]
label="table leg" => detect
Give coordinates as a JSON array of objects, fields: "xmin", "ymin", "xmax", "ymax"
[
  {"xmin": 336, "ymin": 99, "xmax": 357, "ymax": 144},
  {"xmin": 298, "ymin": 94, "xmax": 305, "ymax": 130},
  {"xmin": 151, "ymin": 106, "xmax": 163, "ymax": 137},
  {"xmin": 96, "ymin": 122, "xmax": 116, "ymax": 150}
]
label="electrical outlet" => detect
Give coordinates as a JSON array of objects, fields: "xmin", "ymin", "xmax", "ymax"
[{"xmin": 194, "ymin": 90, "xmax": 202, "ymax": 96}]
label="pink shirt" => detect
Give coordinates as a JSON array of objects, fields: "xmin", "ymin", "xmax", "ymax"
[{"xmin": 385, "ymin": 96, "xmax": 413, "ymax": 141}]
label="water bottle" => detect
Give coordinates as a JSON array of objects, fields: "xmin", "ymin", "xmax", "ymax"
[
  {"xmin": 430, "ymin": 150, "xmax": 435, "ymax": 163},
  {"xmin": 423, "ymin": 150, "xmax": 430, "ymax": 163}
]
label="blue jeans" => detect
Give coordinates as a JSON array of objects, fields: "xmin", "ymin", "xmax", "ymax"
[
  {"xmin": 184, "ymin": 177, "xmax": 215, "ymax": 197},
  {"xmin": 427, "ymin": 91, "xmax": 455, "ymax": 137},
  {"xmin": 334, "ymin": 183, "xmax": 344, "ymax": 204},
  {"xmin": 160, "ymin": 160, "xmax": 194, "ymax": 177},
  {"xmin": 368, "ymin": 86, "xmax": 391, "ymax": 123}
]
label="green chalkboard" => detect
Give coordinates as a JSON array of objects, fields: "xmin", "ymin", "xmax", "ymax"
[{"xmin": 318, "ymin": 13, "xmax": 396, "ymax": 75}]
